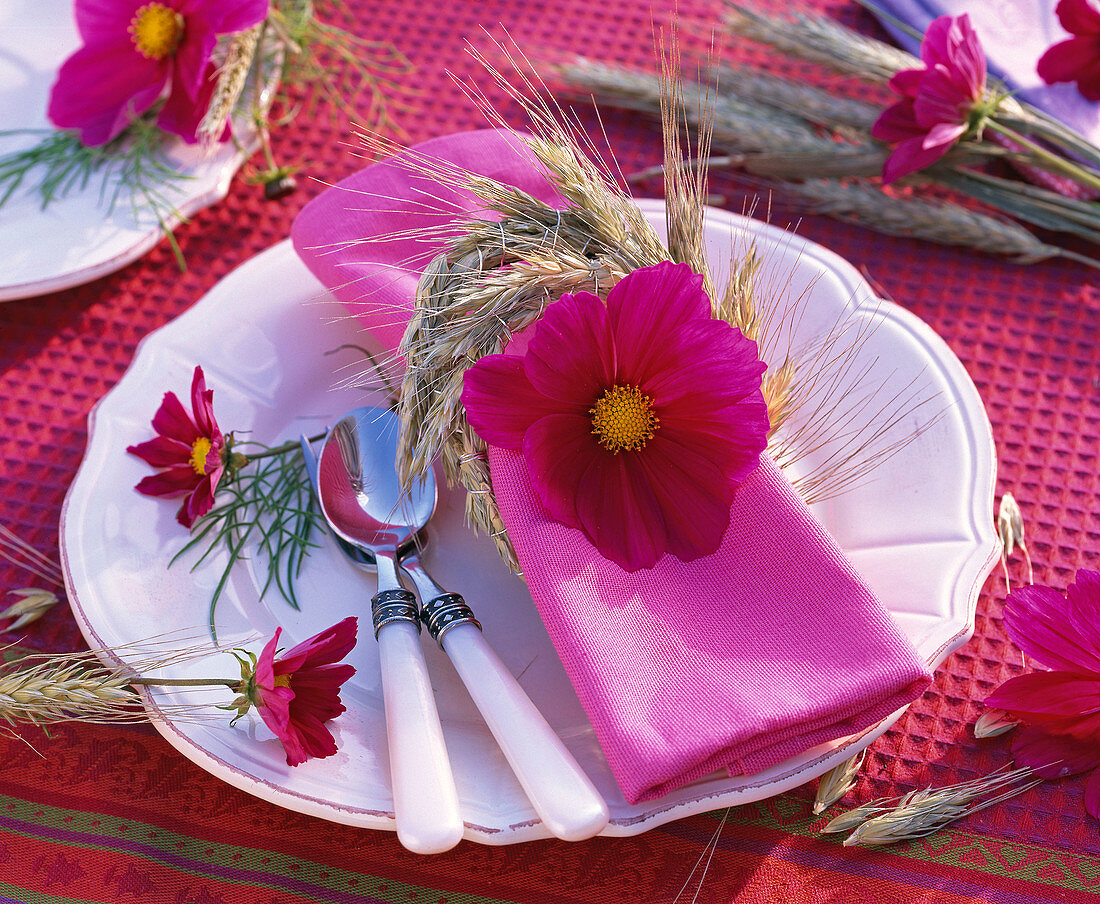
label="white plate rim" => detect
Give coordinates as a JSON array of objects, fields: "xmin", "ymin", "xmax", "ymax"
[
  {"xmin": 0, "ymin": 6, "xmax": 266, "ymax": 302},
  {"xmin": 60, "ymin": 202, "xmax": 1000, "ymax": 843}
]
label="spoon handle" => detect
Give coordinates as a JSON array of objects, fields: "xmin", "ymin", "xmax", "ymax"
[
  {"xmin": 372, "ymin": 560, "xmax": 464, "ymax": 854},
  {"xmin": 424, "ymin": 595, "xmax": 610, "ymax": 842}
]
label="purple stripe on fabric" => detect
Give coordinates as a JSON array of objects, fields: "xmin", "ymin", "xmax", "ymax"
[
  {"xmin": 659, "ymin": 820, "xmax": 1095, "ymax": 904},
  {"xmin": 0, "ymin": 812, "xmax": 386, "ymax": 904}
]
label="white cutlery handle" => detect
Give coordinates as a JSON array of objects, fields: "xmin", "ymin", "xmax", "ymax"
[
  {"xmin": 377, "ymin": 619, "xmax": 464, "ymax": 854},
  {"xmin": 440, "ymin": 621, "xmax": 609, "ymax": 841}
]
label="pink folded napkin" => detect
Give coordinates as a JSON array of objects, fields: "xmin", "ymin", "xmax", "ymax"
[{"xmin": 292, "ymin": 128, "xmax": 931, "ymax": 804}]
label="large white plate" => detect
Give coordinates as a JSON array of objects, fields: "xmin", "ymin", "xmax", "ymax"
[
  {"xmin": 61, "ymin": 202, "xmax": 999, "ymax": 844},
  {"xmin": 0, "ymin": 3, "xmax": 262, "ymax": 302}
]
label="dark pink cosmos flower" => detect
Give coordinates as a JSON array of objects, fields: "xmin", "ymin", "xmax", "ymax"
[
  {"xmin": 48, "ymin": 0, "xmax": 269, "ymax": 146},
  {"xmin": 872, "ymin": 14, "xmax": 991, "ymax": 184},
  {"xmin": 247, "ymin": 617, "xmax": 358, "ymax": 767},
  {"xmin": 461, "ymin": 261, "xmax": 770, "ymax": 572},
  {"xmin": 985, "ymin": 569, "xmax": 1100, "ymax": 818},
  {"xmin": 127, "ymin": 365, "xmax": 226, "ymax": 528},
  {"xmin": 1037, "ymin": 0, "xmax": 1100, "ymax": 102}
]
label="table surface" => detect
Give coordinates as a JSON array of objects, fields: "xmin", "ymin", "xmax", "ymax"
[{"xmin": 1, "ymin": 1, "xmax": 1098, "ymax": 902}]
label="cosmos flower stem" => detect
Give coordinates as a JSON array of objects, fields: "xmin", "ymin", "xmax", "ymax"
[
  {"xmin": 126, "ymin": 676, "xmax": 240, "ymax": 688},
  {"xmin": 241, "ymin": 430, "xmax": 327, "ymax": 462},
  {"xmin": 986, "ymin": 121, "xmax": 1100, "ymax": 193}
]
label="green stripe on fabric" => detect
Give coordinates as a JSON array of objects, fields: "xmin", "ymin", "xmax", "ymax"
[
  {"xmin": 718, "ymin": 799, "xmax": 1100, "ymax": 892},
  {"xmin": 0, "ymin": 793, "xmax": 512, "ymax": 904},
  {"xmin": 0, "ymin": 881, "xmax": 110, "ymax": 904}
]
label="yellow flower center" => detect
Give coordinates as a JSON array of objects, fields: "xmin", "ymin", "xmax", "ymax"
[
  {"xmin": 590, "ymin": 384, "xmax": 659, "ymax": 453},
  {"xmin": 129, "ymin": 3, "xmax": 185, "ymax": 60},
  {"xmin": 189, "ymin": 437, "xmax": 212, "ymax": 475},
  {"xmin": 274, "ymin": 674, "xmax": 292, "ymax": 688}
]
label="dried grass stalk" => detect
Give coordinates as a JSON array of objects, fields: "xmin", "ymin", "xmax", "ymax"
[
  {"xmin": 722, "ymin": 2, "xmax": 919, "ymax": 82},
  {"xmin": 658, "ymin": 37, "xmax": 716, "ymax": 299},
  {"xmin": 814, "ymin": 750, "xmax": 865, "ymax": 814},
  {"xmin": 832, "ymin": 766, "xmax": 1040, "ymax": 846},
  {"xmin": 997, "ymin": 491, "xmax": 1034, "ymax": 590},
  {"xmin": 0, "ymin": 636, "xmax": 232, "ymax": 730},
  {"xmin": 790, "ymin": 180, "xmax": 1084, "ymax": 265},
  {"xmin": 559, "ymin": 59, "xmax": 852, "ymax": 159},
  {"xmin": 0, "ymin": 524, "xmax": 63, "ymax": 587},
  {"xmin": 974, "ymin": 709, "xmax": 1019, "ymax": 739},
  {"xmin": 198, "ymin": 25, "xmax": 262, "ymax": 147}
]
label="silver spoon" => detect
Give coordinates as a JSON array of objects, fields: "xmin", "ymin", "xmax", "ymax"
[
  {"xmin": 316, "ymin": 409, "xmax": 463, "ymax": 855},
  {"xmin": 320, "ymin": 406, "xmax": 609, "ymax": 842}
]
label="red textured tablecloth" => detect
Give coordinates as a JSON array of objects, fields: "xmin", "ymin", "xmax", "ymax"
[{"xmin": 1, "ymin": 1, "xmax": 1098, "ymax": 901}]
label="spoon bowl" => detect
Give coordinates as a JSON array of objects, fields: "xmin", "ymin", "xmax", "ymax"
[
  {"xmin": 318, "ymin": 409, "xmax": 435, "ymax": 550},
  {"xmin": 317, "ymin": 408, "xmax": 463, "ymax": 856},
  {"xmin": 320, "ymin": 406, "xmax": 609, "ymax": 842}
]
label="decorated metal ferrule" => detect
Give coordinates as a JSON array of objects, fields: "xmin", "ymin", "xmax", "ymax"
[
  {"xmin": 371, "ymin": 588, "xmax": 421, "ymax": 638},
  {"xmin": 422, "ymin": 593, "xmax": 481, "ymax": 646}
]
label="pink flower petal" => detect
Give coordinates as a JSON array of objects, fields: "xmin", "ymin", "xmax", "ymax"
[
  {"xmin": 887, "ymin": 68, "xmax": 924, "ymax": 98},
  {"xmin": 574, "ymin": 451, "xmax": 667, "ymax": 571},
  {"xmin": 126, "ymin": 435, "xmax": 191, "ymax": 468},
  {"xmin": 947, "ymin": 15, "xmax": 987, "ymax": 95},
  {"xmin": 151, "ymin": 391, "xmax": 201, "ymax": 445},
  {"xmin": 522, "ymin": 413, "xmax": 606, "ymax": 528},
  {"xmin": 171, "ymin": 28, "xmax": 217, "ymax": 102},
  {"xmin": 1003, "ymin": 581, "xmax": 1100, "ymax": 673},
  {"xmin": 289, "ymin": 666, "xmax": 354, "ymax": 722},
  {"xmin": 1086, "ymin": 768, "xmax": 1100, "ymax": 819},
  {"xmin": 1010, "ymin": 724, "xmax": 1100, "ymax": 779},
  {"xmin": 178, "ymin": 476, "xmax": 217, "ymax": 527},
  {"xmin": 183, "ymin": 0, "xmax": 270, "ymax": 37},
  {"xmin": 274, "ymin": 617, "xmax": 358, "ymax": 673},
  {"xmin": 524, "ymin": 290, "xmax": 613, "ymax": 403},
  {"xmin": 635, "ymin": 434, "xmax": 733, "ymax": 561},
  {"xmin": 159, "ymin": 63, "xmax": 224, "ymax": 142},
  {"xmin": 919, "ymin": 15, "xmax": 955, "ymax": 68},
  {"xmin": 881, "ymin": 135, "xmax": 951, "ymax": 184},
  {"xmin": 188, "ymin": 366, "xmax": 217, "ymax": 439},
  {"xmin": 281, "ymin": 709, "xmax": 339, "ymax": 764},
  {"xmin": 985, "ymin": 671, "xmax": 1100, "ymax": 719},
  {"xmin": 642, "ymin": 318, "xmax": 765, "ymax": 407},
  {"xmin": 73, "ymin": 0, "xmax": 142, "ymax": 39},
  {"xmin": 134, "ymin": 466, "xmax": 199, "ymax": 498},
  {"xmin": 463, "ymin": 355, "xmax": 568, "ymax": 449},
  {"xmin": 255, "ymin": 627, "xmax": 282, "ymax": 689},
  {"xmin": 922, "ymin": 121, "xmax": 968, "ymax": 152},
  {"xmin": 657, "ymin": 396, "xmax": 769, "ymax": 486},
  {"xmin": 47, "ymin": 42, "xmax": 166, "ymax": 145},
  {"xmin": 1037, "ymin": 37, "xmax": 1100, "ymax": 93},
  {"xmin": 607, "ymin": 262, "xmax": 710, "ymax": 385},
  {"xmin": 1067, "ymin": 570, "xmax": 1100, "ymax": 649},
  {"xmin": 872, "ymin": 99, "xmax": 924, "ymax": 143},
  {"xmin": 1055, "ymin": 0, "xmax": 1100, "ymax": 36},
  {"xmin": 256, "ymin": 682, "xmax": 294, "ymax": 733},
  {"xmin": 914, "ymin": 70, "xmax": 973, "ymax": 128}
]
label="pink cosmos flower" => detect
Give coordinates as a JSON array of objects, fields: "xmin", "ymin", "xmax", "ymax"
[
  {"xmin": 48, "ymin": 0, "xmax": 269, "ymax": 146},
  {"xmin": 1037, "ymin": 0, "xmax": 1100, "ymax": 102},
  {"xmin": 127, "ymin": 365, "xmax": 227, "ymax": 528},
  {"xmin": 872, "ymin": 14, "xmax": 990, "ymax": 184},
  {"xmin": 985, "ymin": 569, "xmax": 1100, "ymax": 818},
  {"xmin": 461, "ymin": 261, "xmax": 769, "ymax": 572},
  {"xmin": 248, "ymin": 617, "xmax": 358, "ymax": 767}
]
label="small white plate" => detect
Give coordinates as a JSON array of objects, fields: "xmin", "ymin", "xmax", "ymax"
[
  {"xmin": 0, "ymin": 3, "xmax": 261, "ymax": 302},
  {"xmin": 61, "ymin": 202, "xmax": 998, "ymax": 844}
]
